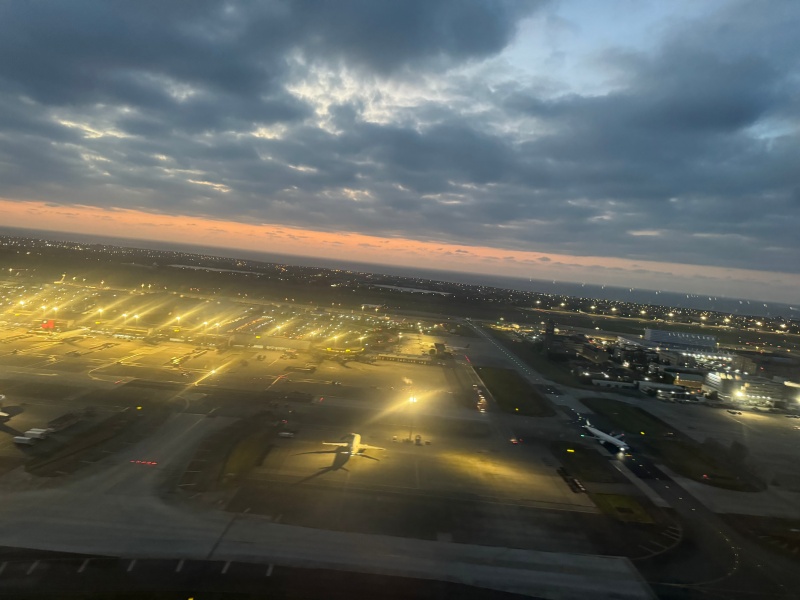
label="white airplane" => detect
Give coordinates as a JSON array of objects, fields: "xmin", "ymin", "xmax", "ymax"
[
  {"xmin": 0, "ymin": 395, "xmax": 9, "ymax": 419},
  {"xmin": 323, "ymin": 433, "xmax": 384, "ymax": 458},
  {"xmin": 582, "ymin": 419, "xmax": 630, "ymax": 452}
]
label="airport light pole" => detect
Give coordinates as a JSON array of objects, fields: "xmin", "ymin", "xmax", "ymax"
[{"xmin": 408, "ymin": 395, "xmax": 417, "ymax": 441}]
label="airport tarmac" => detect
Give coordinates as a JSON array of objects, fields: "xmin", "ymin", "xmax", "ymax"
[
  {"xmin": 0, "ymin": 323, "xmax": 658, "ymax": 599},
  {"xmin": 628, "ymin": 398, "xmax": 800, "ymax": 485},
  {"xmin": 229, "ymin": 399, "xmax": 597, "ymax": 550},
  {"xmin": 0, "ymin": 323, "xmax": 595, "ymax": 510}
]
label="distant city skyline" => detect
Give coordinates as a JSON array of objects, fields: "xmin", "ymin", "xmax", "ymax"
[{"xmin": 1, "ymin": 1, "xmax": 798, "ymax": 303}]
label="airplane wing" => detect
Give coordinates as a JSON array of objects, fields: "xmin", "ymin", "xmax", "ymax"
[
  {"xmin": 360, "ymin": 444, "xmax": 385, "ymax": 451},
  {"xmin": 322, "ymin": 442, "xmax": 349, "ymax": 447}
]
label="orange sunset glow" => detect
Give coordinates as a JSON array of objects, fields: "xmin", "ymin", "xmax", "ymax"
[{"xmin": 3, "ymin": 198, "xmax": 798, "ymax": 300}]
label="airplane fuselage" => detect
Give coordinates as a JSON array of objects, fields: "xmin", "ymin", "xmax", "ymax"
[
  {"xmin": 583, "ymin": 424, "xmax": 630, "ymax": 452},
  {"xmin": 323, "ymin": 433, "xmax": 384, "ymax": 458},
  {"xmin": 346, "ymin": 433, "xmax": 362, "ymax": 455}
]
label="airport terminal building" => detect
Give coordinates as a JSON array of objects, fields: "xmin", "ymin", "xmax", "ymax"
[
  {"xmin": 617, "ymin": 329, "xmax": 722, "ymax": 357},
  {"xmin": 643, "ymin": 329, "xmax": 717, "ymax": 352}
]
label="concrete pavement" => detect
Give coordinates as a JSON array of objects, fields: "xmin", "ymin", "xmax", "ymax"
[{"xmin": 0, "ymin": 409, "xmax": 655, "ymax": 600}]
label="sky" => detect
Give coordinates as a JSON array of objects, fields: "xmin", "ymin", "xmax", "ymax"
[{"xmin": 0, "ymin": 0, "xmax": 798, "ymax": 302}]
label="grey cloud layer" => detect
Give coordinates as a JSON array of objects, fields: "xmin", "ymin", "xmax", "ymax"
[{"xmin": 0, "ymin": 0, "xmax": 798, "ymax": 273}]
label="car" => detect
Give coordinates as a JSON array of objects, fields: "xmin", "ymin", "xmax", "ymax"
[{"xmin": 278, "ymin": 431, "xmax": 295, "ymax": 438}]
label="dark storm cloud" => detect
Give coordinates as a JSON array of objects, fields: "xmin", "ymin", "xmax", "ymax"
[
  {"xmin": 289, "ymin": 0, "xmax": 540, "ymax": 74},
  {"xmin": 0, "ymin": 2, "xmax": 270, "ymax": 104},
  {"xmin": 0, "ymin": 0, "xmax": 798, "ymax": 277},
  {"xmin": 0, "ymin": 0, "xmax": 534, "ymax": 105}
]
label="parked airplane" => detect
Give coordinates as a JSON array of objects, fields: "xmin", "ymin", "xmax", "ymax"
[
  {"xmin": 0, "ymin": 395, "xmax": 9, "ymax": 419},
  {"xmin": 581, "ymin": 419, "xmax": 630, "ymax": 452},
  {"xmin": 322, "ymin": 433, "xmax": 384, "ymax": 459}
]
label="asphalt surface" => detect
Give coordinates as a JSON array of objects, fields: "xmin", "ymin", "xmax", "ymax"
[
  {"xmin": 474, "ymin": 322, "xmax": 800, "ymax": 599},
  {"xmin": 9, "ymin": 314, "xmax": 797, "ymax": 599},
  {"xmin": 631, "ymin": 456, "xmax": 800, "ymax": 599},
  {"xmin": 625, "ymin": 397, "xmax": 800, "ymax": 491},
  {"xmin": 0, "ymin": 322, "xmax": 658, "ymax": 599},
  {"xmin": 0, "ymin": 553, "xmax": 575, "ymax": 600}
]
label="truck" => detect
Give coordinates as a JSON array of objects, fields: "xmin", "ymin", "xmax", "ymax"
[
  {"xmin": 24, "ymin": 429, "xmax": 50, "ymax": 439},
  {"xmin": 13, "ymin": 436, "xmax": 37, "ymax": 445}
]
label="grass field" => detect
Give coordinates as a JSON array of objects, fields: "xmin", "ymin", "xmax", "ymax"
[
  {"xmin": 180, "ymin": 413, "xmax": 276, "ymax": 491},
  {"xmin": 580, "ymin": 397, "xmax": 765, "ymax": 492},
  {"xmin": 518, "ymin": 309, "xmax": 645, "ymax": 336},
  {"xmin": 221, "ymin": 430, "xmax": 273, "ymax": 484},
  {"xmin": 518, "ymin": 308, "xmax": 800, "ymax": 352},
  {"xmin": 474, "ymin": 366, "xmax": 555, "ymax": 417},
  {"xmin": 721, "ymin": 514, "xmax": 800, "ymax": 563},
  {"xmin": 590, "ymin": 493, "xmax": 654, "ymax": 524},
  {"xmin": 581, "ymin": 398, "xmax": 672, "ymax": 437},
  {"xmin": 26, "ymin": 403, "xmax": 172, "ymax": 477},
  {"xmin": 550, "ymin": 441, "xmax": 629, "ymax": 484},
  {"xmin": 482, "ymin": 327, "xmax": 589, "ymax": 388}
]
